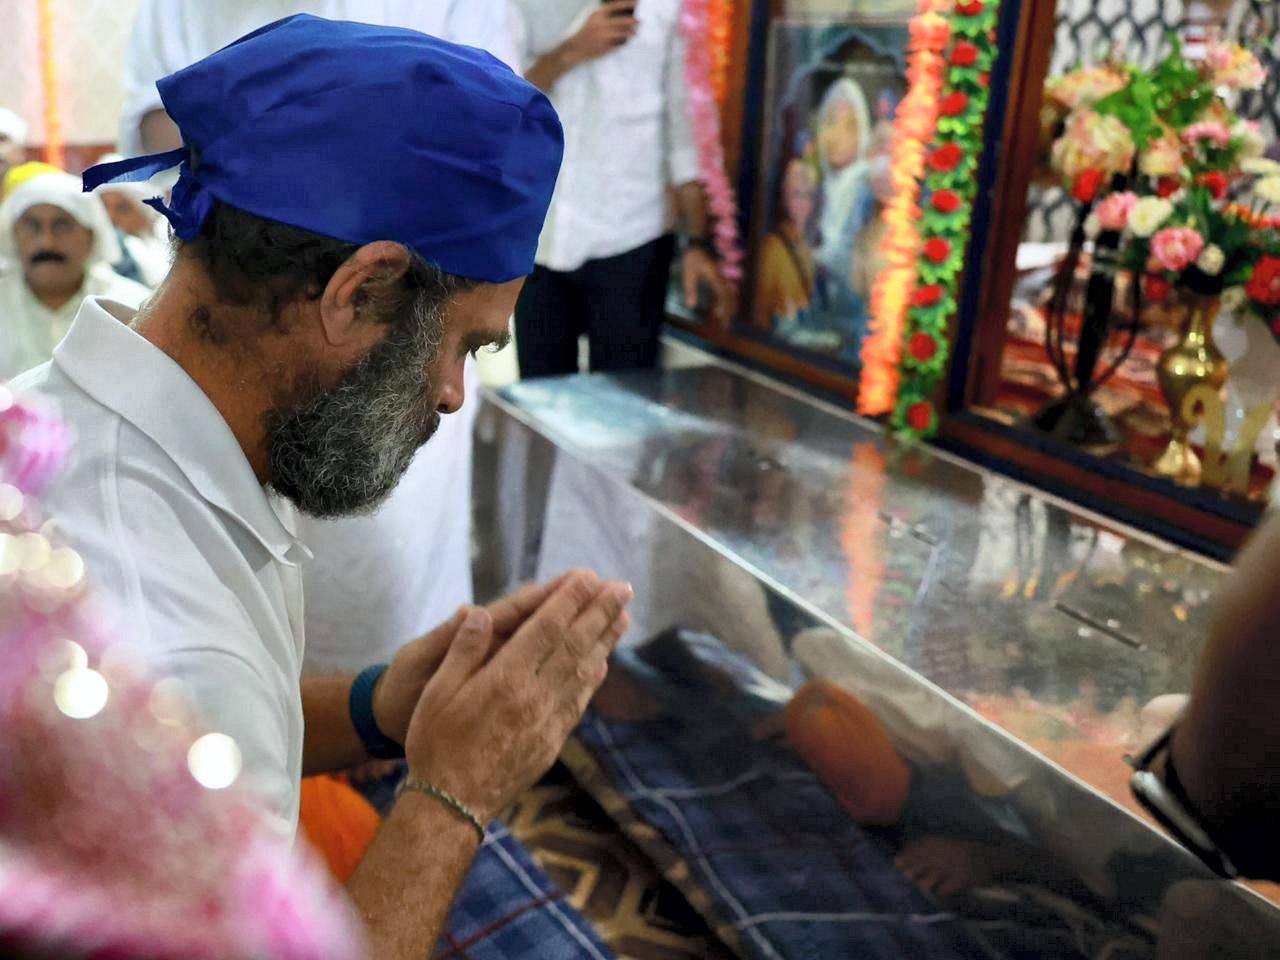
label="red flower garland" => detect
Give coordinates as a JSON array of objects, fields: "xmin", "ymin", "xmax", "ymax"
[
  {"xmin": 939, "ymin": 91, "xmax": 969, "ymax": 116},
  {"xmin": 950, "ymin": 41, "xmax": 979, "ymax": 66},
  {"xmin": 906, "ymin": 401, "xmax": 935, "ymax": 432},
  {"xmin": 911, "ymin": 284, "xmax": 945, "ymax": 306},
  {"xmin": 909, "ymin": 331, "xmax": 939, "ymax": 362},
  {"xmin": 930, "ymin": 189, "xmax": 962, "ymax": 214},
  {"xmin": 956, "ymin": 0, "xmax": 984, "ymax": 15},
  {"xmin": 923, "ymin": 237, "xmax": 952, "ymax": 262},
  {"xmin": 928, "ymin": 142, "xmax": 965, "ymax": 172}
]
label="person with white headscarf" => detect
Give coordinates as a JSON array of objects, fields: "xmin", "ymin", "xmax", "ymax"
[
  {"xmin": 94, "ymin": 152, "xmax": 172, "ymax": 287},
  {"xmin": 0, "ymin": 170, "xmax": 150, "ymax": 378},
  {"xmin": 0, "ymin": 107, "xmax": 27, "ymax": 185},
  {"xmin": 813, "ymin": 77, "xmax": 873, "ymax": 353}
]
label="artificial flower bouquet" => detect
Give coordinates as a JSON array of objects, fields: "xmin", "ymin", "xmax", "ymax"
[{"xmin": 1042, "ymin": 38, "xmax": 1280, "ymax": 339}]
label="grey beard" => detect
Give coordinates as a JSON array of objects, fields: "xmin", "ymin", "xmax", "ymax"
[{"xmin": 265, "ymin": 303, "xmax": 444, "ymax": 519}]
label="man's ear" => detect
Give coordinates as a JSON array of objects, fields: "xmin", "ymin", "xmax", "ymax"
[{"xmin": 317, "ymin": 241, "xmax": 412, "ymax": 346}]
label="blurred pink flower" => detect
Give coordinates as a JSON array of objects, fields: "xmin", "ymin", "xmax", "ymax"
[
  {"xmin": 1095, "ymin": 191, "xmax": 1139, "ymax": 231},
  {"xmin": 1151, "ymin": 227, "xmax": 1206, "ymax": 273},
  {"xmin": 1203, "ymin": 42, "xmax": 1267, "ymax": 91},
  {"xmin": 1183, "ymin": 121, "xmax": 1233, "ymax": 148}
]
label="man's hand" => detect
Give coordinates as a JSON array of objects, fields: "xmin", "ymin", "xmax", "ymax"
[
  {"xmin": 682, "ymin": 247, "xmax": 735, "ymax": 328},
  {"xmin": 569, "ymin": 2, "xmax": 639, "ymax": 61},
  {"xmin": 372, "ymin": 576, "xmax": 571, "ymax": 747},
  {"xmin": 402, "ymin": 570, "xmax": 633, "ymax": 823}
]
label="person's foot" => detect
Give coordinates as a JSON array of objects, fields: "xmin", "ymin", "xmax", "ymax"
[{"xmin": 895, "ymin": 836, "xmax": 1026, "ymax": 899}]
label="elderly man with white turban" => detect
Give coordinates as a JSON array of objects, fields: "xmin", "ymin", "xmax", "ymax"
[{"xmin": 0, "ymin": 170, "xmax": 150, "ymax": 378}]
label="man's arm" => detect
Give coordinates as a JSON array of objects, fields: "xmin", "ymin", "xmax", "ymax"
[
  {"xmin": 346, "ymin": 573, "xmax": 632, "ymax": 958},
  {"xmin": 524, "ymin": 1, "xmax": 637, "ymax": 92},
  {"xmin": 1168, "ymin": 509, "xmax": 1280, "ymax": 876},
  {"xmin": 674, "ymin": 181, "xmax": 734, "ymax": 325}
]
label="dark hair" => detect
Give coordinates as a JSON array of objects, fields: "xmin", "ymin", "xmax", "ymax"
[{"xmin": 175, "ymin": 200, "xmax": 476, "ymax": 343}]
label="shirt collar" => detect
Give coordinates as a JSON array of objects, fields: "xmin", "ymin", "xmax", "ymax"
[{"xmin": 53, "ymin": 297, "xmax": 308, "ymax": 564}]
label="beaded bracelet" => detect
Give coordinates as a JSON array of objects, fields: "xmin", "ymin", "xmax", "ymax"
[{"xmin": 394, "ymin": 777, "xmax": 486, "ymax": 843}]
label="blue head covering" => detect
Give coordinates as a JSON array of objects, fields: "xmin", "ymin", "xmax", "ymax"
[{"xmin": 83, "ymin": 14, "xmax": 563, "ymax": 284}]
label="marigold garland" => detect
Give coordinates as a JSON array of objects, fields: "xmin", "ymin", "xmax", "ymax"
[
  {"xmin": 857, "ymin": 0, "xmax": 951, "ymax": 416},
  {"xmin": 859, "ymin": 0, "xmax": 1003, "ymax": 439},
  {"xmin": 707, "ymin": 0, "xmax": 735, "ymax": 108}
]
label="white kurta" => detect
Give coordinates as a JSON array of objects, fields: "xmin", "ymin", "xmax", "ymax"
[
  {"xmin": 15, "ymin": 298, "xmax": 309, "ymax": 838},
  {"xmin": 0, "ymin": 264, "xmax": 150, "ymax": 380},
  {"xmin": 510, "ymin": 0, "xmax": 699, "ymax": 272},
  {"xmin": 119, "ymin": 0, "xmax": 518, "ymax": 674}
]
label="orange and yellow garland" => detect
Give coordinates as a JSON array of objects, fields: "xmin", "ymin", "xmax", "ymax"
[
  {"xmin": 37, "ymin": 0, "xmax": 63, "ymax": 170},
  {"xmin": 858, "ymin": 0, "xmax": 1002, "ymax": 439},
  {"xmin": 707, "ymin": 0, "xmax": 735, "ymax": 108},
  {"xmin": 858, "ymin": 0, "xmax": 951, "ymax": 418}
]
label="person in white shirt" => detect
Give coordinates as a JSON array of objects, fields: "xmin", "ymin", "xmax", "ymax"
[
  {"xmin": 0, "ymin": 171, "xmax": 150, "ymax": 379},
  {"xmin": 118, "ymin": 0, "xmax": 520, "ymax": 682},
  {"xmin": 20, "ymin": 17, "xmax": 631, "ymax": 958},
  {"xmin": 120, "ymin": 0, "xmax": 520, "ymax": 156},
  {"xmin": 0, "ymin": 107, "xmax": 27, "ymax": 186},
  {"xmin": 93, "ymin": 153, "xmax": 173, "ymax": 288},
  {"xmin": 511, "ymin": 0, "xmax": 732, "ymax": 377}
]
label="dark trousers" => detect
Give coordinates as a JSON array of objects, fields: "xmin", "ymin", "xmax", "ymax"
[{"xmin": 515, "ymin": 234, "xmax": 676, "ymax": 379}]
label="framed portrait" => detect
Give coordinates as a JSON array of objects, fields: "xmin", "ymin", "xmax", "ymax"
[{"xmin": 737, "ymin": 18, "xmax": 910, "ymax": 378}]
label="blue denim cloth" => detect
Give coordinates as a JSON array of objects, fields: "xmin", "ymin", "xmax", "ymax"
[{"xmin": 434, "ymin": 824, "xmax": 616, "ymax": 960}]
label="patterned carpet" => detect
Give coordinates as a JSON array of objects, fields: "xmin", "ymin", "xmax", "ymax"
[{"xmin": 505, "ymin": 764, "xmax": 738, "ymax": 960}]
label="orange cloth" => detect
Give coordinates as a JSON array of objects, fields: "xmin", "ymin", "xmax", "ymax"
[
  {"xmin": 298, "ymin": 775, "xmax": 382, "ymax": 883},
  {"xmin": 785, "ymin": 680, "xmax": 911, "ymax": 827}
]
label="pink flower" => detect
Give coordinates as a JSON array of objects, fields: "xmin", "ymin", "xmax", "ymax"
[
  {"xmin": 1151, "ymin": 227, "xmax": 1206, "ymax": 273},
  {"xmin": 1183, "ymin": 121, "xmax": 1233, "ymax": 148},
  {"xmin": 1203, "ymin": 42, "xmax": 1267, "ymax": 91},
  {"xmin": 1095, "ymin": 191, "xmax": 1139, "ymax": 231}
]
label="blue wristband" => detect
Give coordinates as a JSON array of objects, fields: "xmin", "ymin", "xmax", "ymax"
[{"xmin": 349, "ymin": 664, "xmax": 405, "ymax": 760}]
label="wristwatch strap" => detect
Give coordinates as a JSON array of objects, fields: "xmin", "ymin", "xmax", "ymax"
[
  {"xmin": 1129, "ymin": 723, "xmax": 1237, "ymax": 878},
  {"xmin": 349, "ymin": 664, "xmax": 405, "ymax": 760}
]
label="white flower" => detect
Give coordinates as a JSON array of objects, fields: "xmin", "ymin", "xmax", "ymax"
[
  {"xmin": 1242, "ymin": 157, "xmax": 1280, "ymax": 178},
  {"xmin": 1128, "ymin": 197, "xmax": 1175, "ymax": 238},
  {"xmin": 1235, "ymin": 121, "xmax": 1267, "ymax": 160},
  {"xmin": 1196, "ymin": 244, "xmax": 1226, "ymax": 276},
  {"xmin": 1084, "ymin": 213, "xmax": 1102, "ymax": 238},
  {"xmin": 1255, "ymin": 176, "xmax": 1280, "ymax": 206},
  {"xmin": 1222, "ymin": 286, "xmax": 1247, "ymax": 313}
]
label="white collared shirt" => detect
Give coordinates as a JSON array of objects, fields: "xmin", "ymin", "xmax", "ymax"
[
  {"xmin": 0, "ymin": 264, "xmax": 151, "ymax": 380},
  {"xmin": 120, "ymin": 0, "xmax": 521, "ymax": 156},
  {"xmin": 15, "ymin": 298, "xmax": 308, "ymax": 837},
  {"xmin": 511, "ymin": 0, "xmax": 699, "ymax": 271}
]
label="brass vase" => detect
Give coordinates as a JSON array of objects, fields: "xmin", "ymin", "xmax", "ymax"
[{"xmin": 1154, "ymin": 294, "xmax": 1228, "ymax": 486}]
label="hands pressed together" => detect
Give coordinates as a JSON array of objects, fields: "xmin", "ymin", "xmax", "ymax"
[{"xmin": 373, "ymin": 570, "xmax": 633, "ymax": 822}]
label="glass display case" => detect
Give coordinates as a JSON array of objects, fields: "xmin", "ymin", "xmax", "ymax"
[{"xmin": 473, "ymin": 360, "xmax": 1280, "ymax": 956}]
